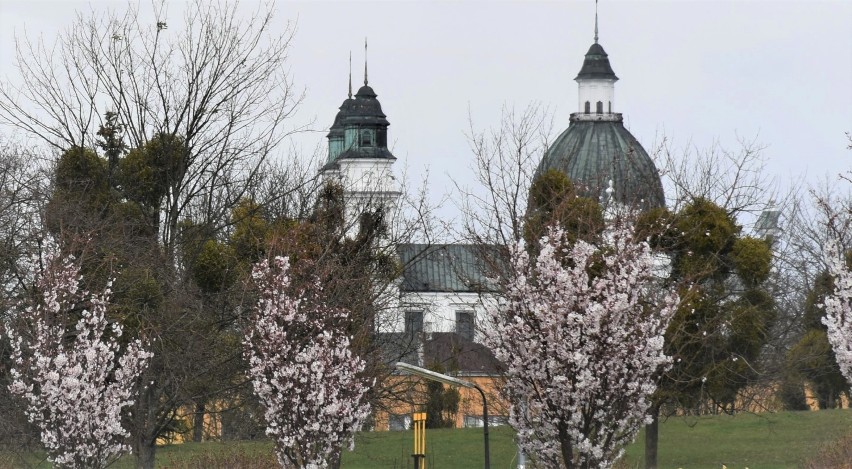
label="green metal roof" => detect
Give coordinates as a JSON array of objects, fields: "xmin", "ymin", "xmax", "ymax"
[
  {"xmin": 397, "ymin": 244, "xmax": 501, "ymax": 293},
  {"xmin": 537, "ymin": 119, "xmax": 665, "ymax": 209}
]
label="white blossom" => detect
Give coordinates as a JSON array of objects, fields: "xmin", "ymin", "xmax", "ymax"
[
  {"xmin": 243, "ymin": 256, "xmax": 372, "ymax": 468},
  {"xmin": 7, "ymin": 255, "xmax": 152, "ymax": 469},
  {"xmin": 822, "ymin": 240, "xmax": 852, "ymax": 388},
  {"xmin": 485, "ymin": 224, "xmax": 679, "ymax": 468}
]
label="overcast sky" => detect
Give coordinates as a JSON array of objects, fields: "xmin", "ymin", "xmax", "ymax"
[{"xmin": 2, "ymin": 1, "xmax": 851, "ymax": 223}]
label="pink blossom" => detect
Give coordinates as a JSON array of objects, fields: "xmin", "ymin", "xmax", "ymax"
[
  {"xmin": 485, "ymin": 224, "xmax": 678, "ymax": 468},
  {"xmin": 822, "ymin": 240, "xmax": 852, "ymax": 388},
  {"xmin": 244, "ymin": 256, "xmax": 372, "ymax": 468},
  {"xmin": 7, "ymin": 256, "xmax": 152, "ymax": 469}
]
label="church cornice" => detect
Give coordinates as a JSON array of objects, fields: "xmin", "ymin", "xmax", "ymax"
[{"xmin": 570, "ymin": 112, "xmax": 623, "ymax": 123}]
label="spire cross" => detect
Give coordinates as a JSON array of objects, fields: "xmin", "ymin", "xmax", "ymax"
[
  {"xmin": 364, "ymin": 37, "xmax": 369, "ymax": 85},
  {"xmin": 594, "ymin": 0, "xmax": 599, "ymax": 44},
  {"xmin": 348, "ymin": 51, "xmax": 353, "ymax": 99}
]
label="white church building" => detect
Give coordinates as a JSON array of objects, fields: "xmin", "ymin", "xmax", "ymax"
[{"xmin": 313, "ymin": 6, "xmax": 789, "ymax": 430}]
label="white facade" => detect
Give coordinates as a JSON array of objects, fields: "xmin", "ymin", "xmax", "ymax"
[
  {"xmin": 379, "ymin": 291, "xmax": 496, "ymax": 345},
  {"xmin": 334, "ymin": 157, "xmax": 400, "ymax": 239}
]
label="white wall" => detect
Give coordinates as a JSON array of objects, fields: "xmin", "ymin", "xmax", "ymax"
[
  {"xmin": 577, "ymin": 79, "xmax": 616, "ymax": 113},
  {"xmin": 378, "ymin": 290, "xmax": 496, "ymax": 344},
  {"xmin": 337, "ymin": 157, "xmax": 401, "ymax": 238}
]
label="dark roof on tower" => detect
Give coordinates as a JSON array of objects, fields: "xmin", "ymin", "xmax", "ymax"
[
  {"xmin": 343, "ymin": 85, "xmax": 389, "ymax": 126},
  {"xmin": 326, "ymin": 98, "xmax": 355, "ymax": 139},
  {"xmin": 323, "ymin": 82, "xmax": 396, "ymax": 171},
  {"xmin": 536, "ymin": 120, "xmax": 665, "ymax": 209},
  {"xmin": 575, "ymin": 43, "xmax": 619, "ymax": 81},
  {"xmin": 336, "ymin": 146, "xmax": 396, "ymax": 161}
]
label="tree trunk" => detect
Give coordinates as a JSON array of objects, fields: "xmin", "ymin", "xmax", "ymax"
[
  {"xmin": 134, "ymin": 385, "xmax": 158, "ymax": 469},
  {"xmin": 192, "ymin": 401, "xmax": 205, "ymax": 443},
  {"xmin": 558, "ymin": 423, "xmax": 574, "ymax": 469},
  {"xmin": 644, "ymin": 404, "xmax": 660, "ymax": 469},
  {"xmin": 329, "ymin": 449, "xmax": 342, "ymax": 469},
  {"xmin": 135, "ymin": 442, "xmax": 156, "ymax": 469}
]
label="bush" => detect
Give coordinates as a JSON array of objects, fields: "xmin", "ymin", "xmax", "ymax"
[
  {"xmin": 802, "ymin": 432, "xmax": 852, "ymax": 469},
  {"xmin": 161, "ymin": 445, "xmax": 278, "ymax": 469}
]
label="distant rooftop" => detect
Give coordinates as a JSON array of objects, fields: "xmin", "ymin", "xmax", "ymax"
[{"xmin": 397, "ymin": 244, "xmax": 503, "ymax": 293}]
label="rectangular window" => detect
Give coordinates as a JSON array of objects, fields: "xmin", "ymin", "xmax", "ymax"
[
  {"xmin": 456, "ymin": 311, "xmax": 474, "ymax": 341},
  {"xmin": 405, "ymin": 310, "xmax": 424, "ymax": 336}
]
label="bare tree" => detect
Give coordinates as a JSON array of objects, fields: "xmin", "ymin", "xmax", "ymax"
[
  {"xmin": 0, "ymin": 0, "xmax": 305, "ymax": 255},
  {"xmin": 0, "ymin": 139, "xmax": 51, "ymax": 460},
  {"xmin": 0, "ymin": 2, "xmax": 309, "ymax": 467},
  {"xmin": 651, "ymin": 134, "xmax": 780, "ymax": 219},
  {"xmin": 455, "ymin": 104, "xmax": 555, "ymax": 249}
]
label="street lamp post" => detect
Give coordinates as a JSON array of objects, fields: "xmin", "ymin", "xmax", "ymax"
[{"xmin": 395, "ymin": 362, "xmax": 491, "ymax": 469}]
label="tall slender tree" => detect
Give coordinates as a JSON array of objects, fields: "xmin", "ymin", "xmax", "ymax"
[
  {"xmin": 244, "ymin": 256, "xmax": 371, "ymax": 469},
  {"xmin": 0, "ymin": 2, "xmax": 307, "ymax": 465}
]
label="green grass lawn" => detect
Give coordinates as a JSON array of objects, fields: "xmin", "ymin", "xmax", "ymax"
[
  {"xmin": 621, "ymin": 409, "xmax": 852, "ymax": 469},
  {"xmin": 3, "ymin": 410, "xmax": 850, "ymax": 468}
]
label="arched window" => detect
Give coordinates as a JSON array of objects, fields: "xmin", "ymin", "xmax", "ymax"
[
  {"xmin": 584, "ymin": 101, "xmax": 591, "ymax": 114},
  {"xmin": 360, "ymin": 129, "xmax": 374, "ymax": 147},
  {"xmin": 608, "ymin": 101, "xmax": 612, "ymax": 113},
  {"xmin": 596, "ymin": 101, "xmax": 603, "ymax": 114}
]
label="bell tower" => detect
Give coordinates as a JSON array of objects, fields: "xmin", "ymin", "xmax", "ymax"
[{"xmin": 321, "ymin": 42, "xmax": 400, "ymax": 238}]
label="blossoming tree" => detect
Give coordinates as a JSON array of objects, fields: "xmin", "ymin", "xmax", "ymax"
[
  {"xmin": 485, "ymin": 225, "xmax": 679, "ymax": 468},
  {"xmin": 244, "ymin": 256, "xmax": 372, "ymax": 469},
  {"xmin": 822, "ymin": 241, "xmax": 852, "ymax": 388},
  {"xmin": 7, "ymin": 256, "xmax": 152, "ymax": 469}
]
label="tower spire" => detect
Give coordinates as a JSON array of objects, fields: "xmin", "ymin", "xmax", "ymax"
[
  {"xmin": 594, "ymin": 0, "xmax": 599, "ymax": 44},
  {"xmin": 364, "ymin": 37, "xmax": 369, "ymax": 86},
  {"xmin": 348, "ymin": 51, "xmax": 353, "ymax": 99}
]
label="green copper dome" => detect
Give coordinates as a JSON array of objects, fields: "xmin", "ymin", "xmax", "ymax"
[{"xmin": 537, "ymin": 119, "xmax": 664, "ymax": 209}]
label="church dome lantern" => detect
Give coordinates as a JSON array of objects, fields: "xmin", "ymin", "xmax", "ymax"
[
  {"xmin": 536, "ymin": 5, "xmax": 665, "ymax": 210},
  {"xmin": 323, "ymin": 53, "xmax": 395, "ymax": 171},
  {"xmin": 337, "ymin": 83, "xmax": 394, "ymax": 162}
]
